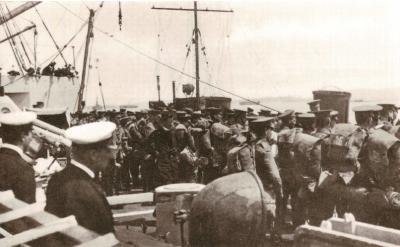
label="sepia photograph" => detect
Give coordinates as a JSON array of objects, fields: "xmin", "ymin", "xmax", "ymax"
[{"xmin": 0, "ymin": 0, "xmax": 400, "ymax": 246}]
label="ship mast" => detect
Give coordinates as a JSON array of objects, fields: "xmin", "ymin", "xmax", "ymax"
[
  {"xmin": 152, "ymin": 2, "xmax": 233, "ymax": 110},
  {"xmin": 77, "ymin": 9, "xmax": 95, "ymax": 113}
]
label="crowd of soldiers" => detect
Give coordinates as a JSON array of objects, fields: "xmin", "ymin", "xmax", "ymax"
[
  {"xmin": 5, "ymin": 62, "xmax": 78, "ymax": 78},
  {"xmin": 41, "ymin": 61, "xmax": 77, "ymax": 77},
  {"xmin": 1, "ymin": 99, "xmax": 400, "ymax": 242},
  {"xmin": 70, "ymin": 100, "xmax": 400, "ymax": 236}
]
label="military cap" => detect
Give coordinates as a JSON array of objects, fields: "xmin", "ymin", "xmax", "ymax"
[
  {"xmin": 161, "ymin": 110, "xmax": 173, "ymax": 119},
  {"xmin": 0, "ymin": 112, "xmax": 36, "ymax": 126},
  {"xmin": 192, "ymin": 111, "xmax": 202, "ymax": 116},
  {"xmin": 234, "ymin": 108, "xmax": 247, "ymax": 114},
  {"xmin": 183, "ymin": 107, "xmax": 194, "ymax": 114},
  {"xmin": 224, "ymin": 109, "xmax": 235, "ymax": 116},
  {"xmin": 278, "ymin": 109, "xmax": 296, "ymax": 119},
  {"xmin": 249, "ymin": 117, "xmax": 274, "ymax": 130},
  {"xmin": 352, "ymin": 105, "xmax": 383, "ymax": 112},
  {"xmin": 149, "ymin": 109, "xmax": 161, "ymax": 115},
  {"xmin": 314, "ymin": 110, "xmax": 333, "ymax": 119},
  {"xmin": 246, "ymin": 115, "xmax": 259, "ymax": 121},
  {"xmin": 176, "ymin": 111, "xmax": 186, "ymax": 117},
  {"xmin": 206, "ymin": 107, "xmax": 222, "ymax": 114},
  {"xmin": 330, "ymin": 110, "xmax": 339, "ymax": 116},
  {"xmin": 307, "ymin": 99, "xmax": 320, "ymax": 106},
  {"xmin": 378, "ymin": 104, "xmax": 398, "ymax": 110},
  {"xmin": 65, "ymin": 121, "xmax": 116, "ymax": 145},
  {"xmin": 259, "ymin": 109, "xmax": 271, "ymax": 116},
  {"xmin": 178, "ymin": 113, "xmax": 191, "ymax": 120},
  {"xmin": 297, "ymin": 113, "xmax": 315, "ymax": 119}
]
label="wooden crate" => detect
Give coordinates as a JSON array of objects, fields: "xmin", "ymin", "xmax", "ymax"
[
  {"xmin": 0, "ymin": 190, "xmax": 119, "ymax": 247},
  {"xmin": 294, "ymin": 214, "xmax": 400, "ymax": 247}
]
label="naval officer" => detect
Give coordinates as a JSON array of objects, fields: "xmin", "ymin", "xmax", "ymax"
[
  {"xmin": 45, "ymin": 121, "xmax": 117, "ymax": 234},
  {"xmin": 0, "ymin": 112, "xmax": 37, "ymax": 203}
]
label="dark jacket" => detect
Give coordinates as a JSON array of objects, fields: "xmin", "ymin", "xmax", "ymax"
[
  {"xmin": 45, "ymin": 164, "xmax": 114, "ymax": 235},
  {"xmin": 145, "ymin": 128, "xmax": 179, "ymax": 186},
  {"xmin": 0, "ymin": 147, "xmax": 36, "ymax": 203},
  {"xmin": 146, "ymin": 127, "xmax": 175, "ymax": 156}
]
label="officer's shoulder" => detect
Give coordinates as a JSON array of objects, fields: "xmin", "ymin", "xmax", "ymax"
[
  {"xmin": 62, "ymin": 178, "xmax": 96, "ymax": 196},
  {"xmin": 256, "ymin": 139, "xmax": 271, "ymax": 150}
]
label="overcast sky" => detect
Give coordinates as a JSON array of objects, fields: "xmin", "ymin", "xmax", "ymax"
[{"xmin": 1, "ymin": 0, "xmax": 400, "ymax": 106}]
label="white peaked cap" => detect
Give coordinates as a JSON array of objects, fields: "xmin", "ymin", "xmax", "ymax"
[
  {"xmin": 0, "ymin": 112, "xmax": 36, "ymax": 126},
  {"xmin": 65, "ymin": 121, "xmax": 116, "ymax": 145}
]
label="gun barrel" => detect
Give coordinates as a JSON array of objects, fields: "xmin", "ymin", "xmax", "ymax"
[{"xmin": 32, "ymin": 126, "xmax": 71, "ymax": 147}]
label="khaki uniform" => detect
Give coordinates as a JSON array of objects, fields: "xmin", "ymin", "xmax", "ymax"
[
  {"xmin": 255, "ymin": 137, "xmax": 283, "ymax": 233},
  {"xmin": 277, "ymin": 128, "xmax": 298, "ymax": 225},
  {"xmin": 313, "ymin": 127, "xmax": 332, "ymax": 139}
]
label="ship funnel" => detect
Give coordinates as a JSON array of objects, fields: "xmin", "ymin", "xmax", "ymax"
[{"xmin": 313, "ymin": 90, "xmax": 351, "ymax": 123}]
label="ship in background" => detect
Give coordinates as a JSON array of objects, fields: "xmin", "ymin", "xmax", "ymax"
[
  {"xmin": 0, "ymin": 1, "xmax": 93, "ymax": 113},
  {"xmin": 3, "ymin": 75, "xmax": 80, "ymax": 111}
]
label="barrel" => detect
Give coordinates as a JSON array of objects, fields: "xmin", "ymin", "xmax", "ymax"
[
  {"xmin": 313, "ymin": 90, "xmax": 351, "ymax": 123},
  {"xmin": 189, "ymin": 170, "xmax": 275, "ymax": 247},
  {"xmin": 154, "ymin": 183, "xmax": 205, "ymax": 246}
]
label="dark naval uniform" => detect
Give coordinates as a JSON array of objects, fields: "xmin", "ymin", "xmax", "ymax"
[
  {"xmin": 45, "ymin": 161, "xmax": 114, "ymax": 234},
  {"xmin": 0, "ymin": 145, "xmax": 36, "ymax": 203}
]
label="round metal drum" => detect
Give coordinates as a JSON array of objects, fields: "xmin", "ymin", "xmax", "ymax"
[
  {"xmin": 189, "ymin": 170, "xmax": 275, "ymax": 247},
  {"xmin": 155, "ymin": 183, "xmax": 205, "ymax": 246}
]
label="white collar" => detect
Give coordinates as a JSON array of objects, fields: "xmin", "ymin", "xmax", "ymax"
[
  {"xmin": 0, "ymin": 143, "xmax": 33, "ymax": 163},
  {"xmin": 70, "ymin": 159, "xmax": 95, "ymax": 178}
]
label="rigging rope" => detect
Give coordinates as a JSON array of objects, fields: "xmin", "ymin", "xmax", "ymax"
[
  {"xmin": 56, "ymin": 2, "xmax": 280, "ymax": 112},
  {"xmin": 34, "ymin": 7, "xmax": 68, "ymax": 66},
  {"xmin": 96, "ymin": 62, "xmax": 106, "ymax": 110},
  {"xmin": 198, "ymin": 30, "xmax": 212, "ymax": 83},
  {"xmin": 84, "ymin": 37, "xmax": 95, "ymax": 101},
  {"xmin": 0, "ymin": 4, "xmax": 24, "ymax": 74},
  {"xmin": 48, "ymin": 20, "xmax": 88, "ymax": 65},
  {"xmin": 118, "ymin": 1, "xmax": 122, "ymax": 31},
  {"xmin": 34, "ymin": 27, "xmax": 37, "ymax": 69},
  {"xmin": 176, "ymin": 34, "xmax": 194, "ymax": 90},
  {"xmin": 5, "ymin": 3, "xmax": 32, "ymax": 67},
  {"xmin": 38, "ymin": 20, "xmax": 88, "ymax": 68}
]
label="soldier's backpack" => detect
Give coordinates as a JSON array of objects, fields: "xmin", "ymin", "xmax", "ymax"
[
  {"xmin": 322, "ymin": 123, "xmax": 359, "ymax": 170},
  {"xmin": 226, "ymin": 144, "xmax": 255, "ymax": 174},
  {"xmin": 277, "ymin": 128, "xmax": 300, "ymax": 168}
]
